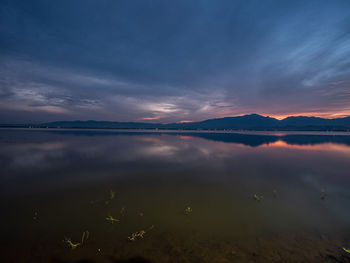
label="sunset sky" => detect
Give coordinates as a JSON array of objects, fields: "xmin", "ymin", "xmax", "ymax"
[{"xmin": 1, "ymin": 0, "xmax": 350, "ymax": 123}]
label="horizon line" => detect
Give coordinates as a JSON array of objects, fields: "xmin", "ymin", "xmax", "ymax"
[{"xmin": 2, "ymin": 113, "xmax": 350, "ymax": 125}]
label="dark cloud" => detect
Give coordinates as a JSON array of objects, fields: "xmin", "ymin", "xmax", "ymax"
[{"xmin": 0, "ymin": 0, "xmax": 350, "ymax": 123}]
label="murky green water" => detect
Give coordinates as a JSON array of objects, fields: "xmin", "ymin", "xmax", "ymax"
[{"xmin": 1, "ymin": 129, "xmax": 350, "ymax": 262}]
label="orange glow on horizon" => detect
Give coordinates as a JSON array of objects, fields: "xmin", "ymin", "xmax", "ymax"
[
  {"xmin": 201, "ymin": 110, "xmax": 350, "ymax": 121},
  {"xmin": 266, "ymin": 111, "xmax": 350, "ymax": 120},
  {"xmin": 179, "ymin": 135, "xmax": 192, "ymax": 140},
  {"xmin": 177, "ymin": 120, "xmax": 193, "ymax": 123}
]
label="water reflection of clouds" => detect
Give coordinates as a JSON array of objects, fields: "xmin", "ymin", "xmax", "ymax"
[
  {"xmin": 1, "ymin": 132, "xmax": 350, "ymax": 184},
  {"xmin": 141, "ymin": 145, "xmax": 179, "ymax": 156},
  {"xmin": 1, "ymin": 131, "xmax": 350, "ymax": 228},
  {"xmin": 4, "ymin": 142, "xmax": 67, "ymax": 169}
]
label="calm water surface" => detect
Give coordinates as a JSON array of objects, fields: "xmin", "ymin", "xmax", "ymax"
[{"xmin": 1, "ymin": 129, "xmax": 350, "ymax": 263}]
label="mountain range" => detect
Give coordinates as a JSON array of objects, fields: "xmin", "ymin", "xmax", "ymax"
[{"xmin": 2, "ymin": 114, "xmax": 350, "ymax": 131}]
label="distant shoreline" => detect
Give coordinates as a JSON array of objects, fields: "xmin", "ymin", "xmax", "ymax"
[
  {"xmin": 2, "ymin": 114, "xmax": 350, "ymax": 132},
  {"xmin": 1, "ymin": 126, "xmax": 350, "ymax": 136}
]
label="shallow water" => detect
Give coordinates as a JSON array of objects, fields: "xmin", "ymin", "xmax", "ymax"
[{"xmin": 1, "ymin": 129, "xmax": 350, "ymax": 263}]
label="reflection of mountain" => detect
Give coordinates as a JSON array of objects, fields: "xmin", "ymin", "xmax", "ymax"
[
  {"xmin": 282, "ymin": 135, "xmax": 350, "ymax": 146},
  {"xmin": 184, "ymin": 133, "xmax": 350, "ymax": 147},
  {"xmin": 181, "ymin": 133, "xmax": 279, "ymax": 147},
  {"xmin": 11, "ymin": 129, "xmax": 350, "ymax": 148}
]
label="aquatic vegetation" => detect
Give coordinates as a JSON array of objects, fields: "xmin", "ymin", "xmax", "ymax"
[
  {"xmin": 33, "ymin": 211, "xmax": 38, "ymax": 220},
  {"xmin": 110, "ymin": 190, "xmax": 115, "ymax": 200},
  {"xmin": 128, "ymin": 230, "xmax": 146, "ymax": 241},
  {"xmin": 63, "ymin": 237, "xmax": 81, "ymax": 250},
  {"xmin": 273, "ymin": 189, "xmax": 277, "ymax": 198},
  {"xmin": 106, "ymin": 215, "xmax": 120, "ymax": 224},
  {"xmin": 320, "ymin": 189, "xmax": 327, "ymax": 200},
  {"xmin": 106, "ymin": 190, "xmax": 116, "ymax": 204},
  {"xmin": 185, "ymin": 206, "xmax": 192, "ymax": 215},
  {"xmin": 81, "ymin": 230, "xmax": 89, "ymax": 244},
  {"xmin": 120, "ymin": 206, "xmax": 126, "ymax": 215},
  {"xmin": 253, "ymin": 194, "xmax": 263, "ymax": 201},
  {"xmin": 63, "ymin": 231, "xmax": 89, "ymax": 249},
  {"xmin": 344, "ymin": 247, "xmax": 350, "ymax": 253},
  {"xmin": 127, "ymin": 225, "xmax": 154, "ymax": 242},
  {"xmin": 93, "ymin": 190, "xmax": 116, "ymax": 205}
]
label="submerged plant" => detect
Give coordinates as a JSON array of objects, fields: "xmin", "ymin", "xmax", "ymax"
[
  {"xmin": 106, "ymin": 215, "xmax": 120, "ymax": 224},
  {"xmin": 253, "ymin": 194, "xmax": 263, "ymax": 201},
  {"xmin": 185, "ymin": 206, "xmax": 192, "ymax": 215},
  {"xmin": 81, "ymin": 230, "xmax": 89, "ymax": 244},
  {"xmin": 128, "ymin": 230, "xmax": 146, "ymax": 241},
  {"xmin": 33, "ymin": 211, "xmax": 38, "ymax": 220},
  {"xmin": 127, "ymin": 225, "xmax": 154, "ymax": 242},
  {"xmin": 63, "ymin": 237, "xmax": 81, "ymax": 250},
  {"xmin": 105, "ymin": 189, "xmax": 116, "ymax": 205},
  {"xmin": 120, "ymin": 206, "xmax": 126, "ymax": 215},
  {"xmin": 320, "ymin": 189, "xmax": 327, "ymax": 200},
  {"xmin": 343, "ymin": 248, "xmax": 350, "ymax": 253},
  {"xmin": 63, "ymin": 231, "xmax": 89, "ymax": 250},
  {"xmin": 110, "ymin": 190, "xmax": 115, "ymax": 200},
  {"xmin": 272, "ymin": 189, "xmax": 277, "ymax": 198}
]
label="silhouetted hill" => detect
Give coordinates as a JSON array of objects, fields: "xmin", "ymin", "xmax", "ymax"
[
  {"xmin": 279, "ymin": 116, "xmax": 350, "ymax": 130},
  {"xmin": 166, "ymin": 114, "xmax": 280, "ymax": 130},
  {"xmin": 2, "ymin": 114, "xmax": 350, "ymax": 131}
]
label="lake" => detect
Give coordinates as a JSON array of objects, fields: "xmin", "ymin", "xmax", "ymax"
[{"xmin": 1, "ymin": 129, "xmax": 350, "ymax": 263}]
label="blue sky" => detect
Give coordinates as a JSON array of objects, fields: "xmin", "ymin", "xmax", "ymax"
[{"xmin": 1, "ymin": 0, "xmax": 350, "ymax": 123}]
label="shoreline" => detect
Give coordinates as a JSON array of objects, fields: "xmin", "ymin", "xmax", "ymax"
[{"xmin": 1, "ymin": 127, "xmax": 350, "ymax": 136}]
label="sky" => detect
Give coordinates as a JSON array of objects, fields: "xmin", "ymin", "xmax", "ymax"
[{"xmin": 1, "ymin": 0, "xmax": 350, "ymax": 124}]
